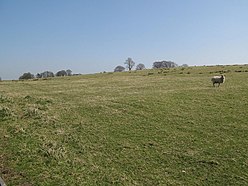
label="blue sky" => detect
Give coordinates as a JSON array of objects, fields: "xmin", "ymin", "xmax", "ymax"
[{"xmin": 0, "ymin": 0, "xmax": 248, "ymax": 79}]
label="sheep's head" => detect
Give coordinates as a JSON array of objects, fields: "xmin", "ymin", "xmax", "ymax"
[{"xmin": 221, "ymin": 75, "xmax": 225, "ymax": 82}]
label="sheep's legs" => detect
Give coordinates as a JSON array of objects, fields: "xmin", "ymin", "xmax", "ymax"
[{"xmin": 213, "ymin": 83, "xmax": 220, "ymax": 87}]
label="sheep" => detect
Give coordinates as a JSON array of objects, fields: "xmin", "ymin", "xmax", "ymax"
[{"xmin": 211, "ymin": 75, "xmax": 225, "ymax": 87}]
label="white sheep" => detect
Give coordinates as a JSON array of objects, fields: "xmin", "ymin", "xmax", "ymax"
[{"xmin": 211, "ymin": 75, "xmax": 225, "ymax": 87}]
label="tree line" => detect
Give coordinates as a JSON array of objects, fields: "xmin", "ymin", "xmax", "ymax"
[
  {"xmin": 19, "ymin": 69, "xmax": 74, "ymax": 80},
  {"xmin": 0, "ymin": 58, "xmax": 188, "ymax": 80},
  {"xmin": 114, "ymin": 58, "xmax": 187, "ymax": 72}
]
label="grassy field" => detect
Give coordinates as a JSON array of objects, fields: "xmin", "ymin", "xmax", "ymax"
[{"xmin": 1, "ymin": 65, "xmax": 248, "ymax": 185}]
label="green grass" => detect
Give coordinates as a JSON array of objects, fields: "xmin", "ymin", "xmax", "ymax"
[{"xmin": 1, "ymin": 65, "xmax": 248, "ymax": 185}]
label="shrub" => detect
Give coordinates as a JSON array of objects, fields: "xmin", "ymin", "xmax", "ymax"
[
  {"xmin": 114, "ymin": 66, "xmax": 125, "ymax": 72},
  {"xmin": 19, "ymin": 72, "xmax": 34, "ymax": 80}
]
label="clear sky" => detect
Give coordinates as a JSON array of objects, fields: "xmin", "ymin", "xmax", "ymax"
[{"xmin": 1, "ymin": 0, "xmax": 248, "ymax": 80}]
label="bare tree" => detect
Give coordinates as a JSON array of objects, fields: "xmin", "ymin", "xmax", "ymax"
[
  {"xmin": 124, "ymin": 58, "xmax": 135, "ymax": 71},
  {"xmin": 136, "ymin": 63, "xmax": 145, "ymax": 70}
]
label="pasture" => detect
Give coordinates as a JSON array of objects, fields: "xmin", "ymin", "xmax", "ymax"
[{"xmin": 1, "ymin": 65, "xmax": 248, "ymax": 185}]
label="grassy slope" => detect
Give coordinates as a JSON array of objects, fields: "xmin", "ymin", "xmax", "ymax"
[{"xmin": 1, "ymin": 65, "xmax": 248, "ymax": 185}]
